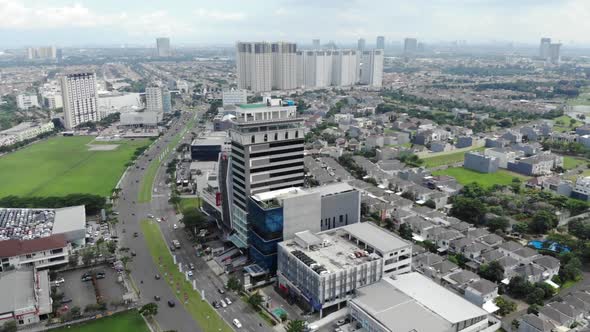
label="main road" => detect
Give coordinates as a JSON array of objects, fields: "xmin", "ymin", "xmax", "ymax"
[{"xmin": 112, "ymin": 109, "xmax": 272, "ymax": 332}]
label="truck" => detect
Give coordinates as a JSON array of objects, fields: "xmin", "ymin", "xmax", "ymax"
[{"xmin": 172, "ymin": 240, "xmax": 181, "ymax": 249}]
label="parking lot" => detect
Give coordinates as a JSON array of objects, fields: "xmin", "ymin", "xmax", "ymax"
[{"xmin": 57, "ymin": 265, "xmax": 126, "ymax": 311}]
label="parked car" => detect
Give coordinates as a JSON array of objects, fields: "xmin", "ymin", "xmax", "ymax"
[
  {"xmin": 154, "ymin": 295, "xmax": 161, "ymax": 301},
  {"xmin": 133, "ymin": 232, "xmax": 139, "ymax": 237},
  {"xmin": 155, "ymin": 274, "xmax": 161, "ymax": 280},
  {"xmin": 225, "ymin": 297, "xmax": 232, "ymax": 305},
  {"xmin": 232, "ymin": 319, "xmax": 242, "ymax": 328},
  {"xmin": 168, "ymin": 300, "xmax": 175, "ymax": 307},
  {"xmin": 187, "ymin": 270, "xmax": 193, "ymax": 277},
  {"xmin": 189, "ymin": 263, "xmax": 195, "ymax": 270},
  {"xmin": 60, "ymin": 298, "xmax": 72, "ymax": 304},
  {"xmin": 53, "ymin": 277, "xmax": 65, "ymax": 285},
  {"xmin": 173, "ymin": 224, "xmax": 178, "ymax": 230},
  {"xmin": 218, "ymin": 288, "xmax": 225, "ymax": 294},
  {"xmin": 220, "ymin": 300, "xmax": 227, "ymax": 308}
]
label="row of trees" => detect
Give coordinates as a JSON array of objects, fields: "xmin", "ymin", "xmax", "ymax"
[{"xmin": 0, "ymin": 194, "xmax": 106, "ymax": 215}]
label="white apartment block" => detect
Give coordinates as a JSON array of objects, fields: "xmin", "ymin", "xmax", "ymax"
[
  {"xmin": 156, "ymin": 37, "xmax": 171, "ymax": 57},
  {"xmin": 271, "ymin": 42, "xmax": 298, "ymax": 90},
  {"xmin": 236, "ymin": 42, "xmax": 272, "ymax": 92},
  {"xmin": 42, "ymin": 93, "xmax": 63, "ymax": 109},
  {"xmin": 332, "ymin": 50, "xmax": 359, "ymax": 86},
  {"xmin": 146, "ymin": 85, "xmax": 163, "ymax": 114},
  {"xmin": 16, "ymin": 94, "xmax": 39, "ymax": 110},
  {"xmin": 60, "ymin": 72, "xmax": 99, "ymax": 129},
  {"xmin": 26, "ymin": 46, "xmax": 56, "ymax": 60},
  {"xmin": 574, "ymin": 177, "xmax": 590, "ymax": 196},
  {"xmin": 299, "ymin": 50, "xmax": 333, "ymax": 88},
  {"xmin": 222, "ymin": 89, "xmax": 248, "ymax": 106},
  {"xmin": 360, "ymin": 49, "xmax": 384, "ymax": 87}
]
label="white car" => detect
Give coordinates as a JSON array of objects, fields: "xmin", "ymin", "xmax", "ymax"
[
  {"xmin": 187, "ymin": 270, "xmax": 193, "ymax": 277},
  {"xmin": 173, "ymin": 224, "xmax": 178, "ymax": 230},
  {"xmin": 232, "ymin": 319, "xmax": 242, "ymax": 328},
  {"xmin": 156, "ymin": 218, "xmax": 161, "ymax": 222},
  {"xmin": 220, "ymin": 299, "xmax": 227, "ymax": 308},
  {"xmin": 225, "ymin": 297, "xmax": 232, "ymax": 305}
]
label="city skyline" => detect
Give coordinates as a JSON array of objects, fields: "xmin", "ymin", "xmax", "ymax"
[{"xmin": 1, "ymin": 0, "xmax": 590, "ymax": 47}]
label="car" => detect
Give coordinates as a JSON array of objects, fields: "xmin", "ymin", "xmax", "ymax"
[
  {"xmin": 336, "ymin": 320, "xmax": 346, "ymax": 326},
  {"xmin": 225, "ymin": 297, "xmax": 232, "ymax": 305},
  {"xmin": 148, "ymin": 214, "xmax": 154, "ymax": 219},
  {"xmin": 60, "ymin": 298, "xmax": 73, "ymax": 304},
  {"xmin": 187, "ymin": 270, "xmax": 193, "ymax": 277},
  {"xmin": 155, "ymin": 274, "xmax": 161, "ymax": 280},
  {"xmin": 167, "ymin": 300, "xmax": 175, "ymax": 307},
  {"xmin": 112, "ymin": 212, "xmax": 119, "ymax": 215},
  {"xmin": 218, "ymin": 288, "xmax": 225, "ymax": 294},
  {"xmin": 189, "ymin": 263, "xmax": 195, "ymax": 270},
  {"xmin": 133, "ymin": 232, "xmax": 139, "ymax": 237},
  {"xmin": 154, "ymin": 295, "xmax": 161, "ymax": 301},
  {"xmin": 220, "ymin": 299, "xmax": 227, "ymax": 308},
  {"xmin": 173, "ymin": 224, "xmax": 178, "ymax": 230},
  {"xmin": 232, "ymin": 319, "xmax": 242, "ymax": 328},
  {"xmin": 81, "ymin": 276, "xmax": 92, "ymax": 282},
  {"xmin": 170, "ymin": 245, "xmax": 176, "ymax": 251},
  {"xmin": 131, "ymin": 251, "xmax": 136, "ymax": 256},
  {"xmin": 53, "ymin": 277, "xmax": 65, "ymax": 284},
  {"xmin": 156, "ymin": 218, "xmax": 161, "ymax": 222}
]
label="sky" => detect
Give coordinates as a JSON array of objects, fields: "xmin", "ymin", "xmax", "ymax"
[{"xmin": 1, "ymin": 0, "xmax": 590, "ymax": 48}]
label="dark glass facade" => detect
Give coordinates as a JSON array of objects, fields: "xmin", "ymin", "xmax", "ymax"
[{"xmin": 248, "ymin": 198, "xmax": 284, "ymax": 272}]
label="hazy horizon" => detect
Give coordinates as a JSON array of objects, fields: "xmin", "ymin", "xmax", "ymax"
[{"xmin": 1, "ymin": 0, "xmax": 590, "ymax": 48}]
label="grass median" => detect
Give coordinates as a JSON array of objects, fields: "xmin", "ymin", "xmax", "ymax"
[
  {"xmin": 138, "ymin": 116, "xmax": 196, "ymax": 203},
  {"xmin": 52, "ymin": 310, "xmax": 149, "ymax": 332},
  {"xmin": 140, "ymin": 220, "xmax": 232, "ymax": 332}
]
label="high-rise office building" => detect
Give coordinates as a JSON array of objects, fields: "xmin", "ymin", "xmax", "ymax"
[
  {"xmin": 357, "ymin": 38, "xmax": 366, "ymax": 51},
  {"xmin": 404, "ymin": 38, "xmax": 418, "ymax": 54},
  {"xmin": 271, "ymin": 42, "xmax": 298, "ymax": 90},
  {"xmin": 360, "ymin": 50, "xmax": 384, "ymax": 87},
  {"xmin": 539, "ymin": 38, "xmax": 551, "ymax": 59},
  {"xmin": 228, "ymin": 96, "xmax": 304, "ymax": 248},
  {"xmin": 376, "ymin": 36, "xmax": 385, "ymax": 50},
  {"xmin": 331, "ymin": 50, "xmax": 359, "ymax": 86},
  {"xmin": 61, "ymin": 73, "xmax": 99, "ymax": 130},
  {"xmin": 156, "ymin": 37, "xmax": 171, "ymax": 57},
  {"xmin": 236, "ymin": 42, "xmax": 273, "ymax": 92},
  {"xmin": 549, "ymin": 43, "xmax": 561, "ymax": 65},
  {"xmin": 312, "ymin": 39, "xmax": 320, "ymax": 48},
  {"xmin": 145, "ymin": 84, "xmax": 170, "ymax": 120}
]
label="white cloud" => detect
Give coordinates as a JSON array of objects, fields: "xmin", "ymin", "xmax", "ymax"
[
  {"xmin": 0, "ymin": 0, "xmax": 113, "ymax": 28},
  {"xmin": 194, "ymin": 8, "xmax": 246, "ymax": 21}
]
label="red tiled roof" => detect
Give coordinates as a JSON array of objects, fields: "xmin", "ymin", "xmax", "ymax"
[{"xmin": 0, "ymin": 234, "xmax": 67, "ymax": 258}]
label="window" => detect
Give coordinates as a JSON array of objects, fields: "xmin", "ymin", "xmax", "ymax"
[
  {"xmin": 295, "ymin": 131, "xmax": 299, "ymax": 138},
  {"xmin": 251, "ymin": 135, "xmax": 255, "ymax": 143},
  {"xmin": 285, "ymin": 132, "xmax": 289, "ymax": 139},
  {"xmin": 264, "ymin": 134, "xmax": 268, "ymax": 142},
  {"xmin": 274, "ymin": 133, "xmax": 278, "ymax": 140}
]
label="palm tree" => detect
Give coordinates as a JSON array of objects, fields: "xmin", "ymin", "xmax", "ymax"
[
  {"xmin": 139, "ymin": 302, "xmax": 158, "ymax": 318},
  {"xmin": 286, "ymin": 320, "xmax": 306, "ymax": 332},
  {"xmin": 247, "ymin": 291, "xmax": 264, "ymax": 309}
]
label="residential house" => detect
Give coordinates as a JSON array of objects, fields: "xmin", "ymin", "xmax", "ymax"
[
  {"xmin": 484, "ymin": 147, "xmax": 524, "ymax": 168},
  {"xmin": 501, "ymin": 130, "xmax": 523, "ymax": 143},
  {"xmin": 456, "ymin": 136, "xmax": 473, "ymax": 148},
  {"xmin": 464, "ymin": 279, "xmax": 499, "ymax": 307},
  {"xmin": 507, "ymin": 153, "xmax": 563, "ymax": 176},
  {"xmin": 518, "ymin": 313, "xmax": 557, "ymax": 332},
  {"xmin": 532, "ymin": 255, "xmax": 561, "ymax": 281},
  {"xmin": 464, "ymin": 152, "xmax": 499, "ymax": 173},
  {"xmin": 485, "ymin": 138, "xmax": 510, "ymax": 148},
  {"xmin": 430, "ymin": 141, "xmax": 453, "ymax": 153}
]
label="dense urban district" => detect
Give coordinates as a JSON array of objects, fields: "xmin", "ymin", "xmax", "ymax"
[{"xmin": 1, "ymin": 36, "xmax": 590, "ymax": 332}]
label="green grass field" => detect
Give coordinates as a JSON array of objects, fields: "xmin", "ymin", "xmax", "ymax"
[
  {"xmin": 422, "ymin": 146, "xmax": 485, "ymax": 168},
  {"xmin": 178, "ymin": 197, "xmax": 201, "ymax": 214},
  {"xmin": 0, "ymin": 136, "xmax": 148, "ymax": 198},
  {"xmin": 563, "ymin": 156, "xmax": 588, "ymax": 170},
  {"xmin": 52, "ymin": 310, "xmax": 149, "ymax": 332},
  {"xmin": 140, "ymin": 220, "xmax": 232, "ymax": 332},
  {"xmin": 553, "ymin": 115, "xmax": 584, "ymax": 133},
  {"xmin": 567, "ymin": 87, "xmax": 590, "ymax": 106},
  {"xmin": 138, "ymin": 116, "xmax": 196, "ymax": 203},
  {"xmin": 432, "ymin": 167, "xmax": 529, "ymax": 188}
]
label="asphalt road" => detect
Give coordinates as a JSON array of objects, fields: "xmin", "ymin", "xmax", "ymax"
[{"xmin": 113, "ymin": 109, "xmax": 272, "ymax": 332}]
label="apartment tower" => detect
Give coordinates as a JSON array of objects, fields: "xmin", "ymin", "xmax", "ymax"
[
  {"xmin": 156, "ymin": 37, "xmax": 171, "ymax": 57},
  {"xmin": 271, "ymin": 42, "xmax": 298, "ymax": 90},
  {"xmin": 236, "ymin": 42, "xmax": 272, "ymax": 92},
  {"xmin": 61, "ymin": 72, "xmax": 99, "ymax": 129},
  {"xmin": 360, "ymin": 49, "xmax": 384, "ymax": 87}
]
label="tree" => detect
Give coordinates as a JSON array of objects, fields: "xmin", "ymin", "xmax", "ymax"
[
  {"xmin": 70, "ymin": 306, "xmax": 81, "ymax": 318},
  {"xmin": 398, "ymin": 223, "xmax": 413, "ymax": 240},
  {"xmin": 226, "ymin": 276, "xmax": 241, "ymax": 292},
  {"xmin": 487, "ymin": 217, "xmax": 509, "ymax": 232},
  {"xmin": 286, "ymin": 320, "xmax": 306, "ymax": 332},
  {"xmin": 247, "ymin": 291, "xmax": 264, "ymax": 309},
  {"xmin": 507, "ymin": 276, "xmax": 530, "ymax": 299},
  {"xmin": 0, "ymin": 321, "xmax": 17, "ymax": 332},
  {"xmin": 139, "ymin": 303, "xmax": 159, "ymax": 317},
  {"xmin": 424, "ymin": 199, "xmax": 436, "ymax": 209},
  {"xmin": 529, "ymin": 210, "xmax": 557, "ymax": 234},
  {"xmin": 181, "ymin": 209, "xmax": 208, "ymax": 235},
  {"xmin": 494, "ymin": 296, "xmax": 517, "ymax": 316},
  {"xmin": 559, "ymin": 252, "xmax": 582, "ymax": 282},
  {"xmin": 450, "ymin": 196, "xmax": 487, "ymax": 224},
  {"xmin": 478, "ymin": 261, "xmax": 504, "ymax": 283},
  {"xmin": 526, "ymin": 287, "xmax": 545, "ymax": 305},
  {"xmin": 280, "ymin": 312, "xmax": 288, "ymax": 322},
  {"xmin": 106, "ymin": 241, "xmax": 117, "ymax": 254},
  {"xmin": 512, "ymin": 222, "xmax": 528, "ymax": 234}
]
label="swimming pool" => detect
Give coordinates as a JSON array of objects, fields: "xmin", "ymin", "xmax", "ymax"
[{"xmin": 527, "ymin": 240, "xmax": 571, "ymax": 253}]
